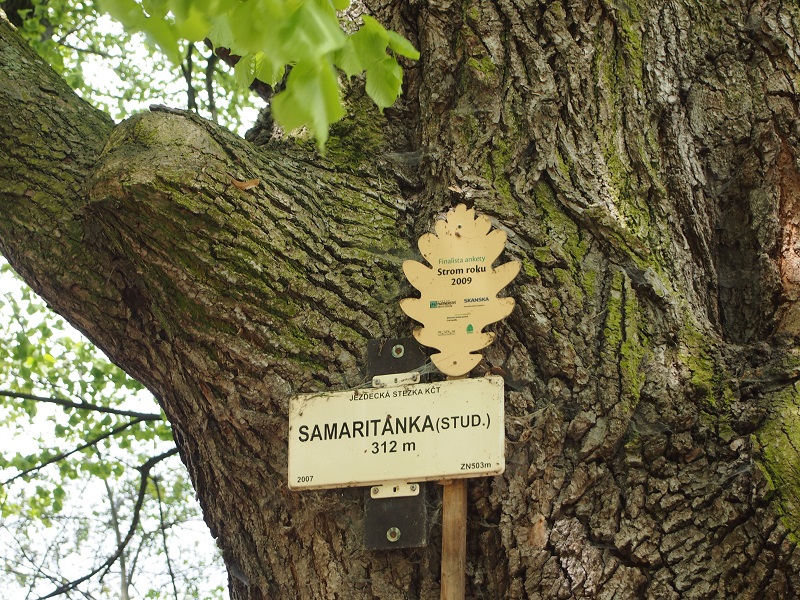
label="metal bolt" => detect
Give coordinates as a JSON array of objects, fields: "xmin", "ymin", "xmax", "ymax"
[
  {"xmin": 386, "ymin": 527, "xmax": 401, "ymax": 542},
  {"xmin": 391, "ymin": 344, "xmax": 405, "ymax": 358},
  {"xmin": 410, "ymin": 484, "xmax": 417, "ymax": 492},
  {"xmin": 371, "ymin": 486, "xmax": 380, "ymax": 496}
]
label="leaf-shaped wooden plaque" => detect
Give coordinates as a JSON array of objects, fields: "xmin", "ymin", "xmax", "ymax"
[{"xmin": 400, "ymin": 204, "xmax": 521, "ymax": 376}]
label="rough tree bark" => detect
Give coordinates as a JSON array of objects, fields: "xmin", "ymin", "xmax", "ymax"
[{"xmin": 2, "ymin": 1, "xmax": 800, "ymax": 598}]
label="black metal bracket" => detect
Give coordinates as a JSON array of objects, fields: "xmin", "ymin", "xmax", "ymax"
[{"xmin": 363, "ymin": 337, "xmax": 430, "ymax": 549}]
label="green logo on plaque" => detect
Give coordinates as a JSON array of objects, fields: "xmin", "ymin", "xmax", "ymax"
[{"xmin": 466, "ymin": 324, "xmax": 474, "ymax": 334}]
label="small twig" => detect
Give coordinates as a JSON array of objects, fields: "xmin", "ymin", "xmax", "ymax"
[
  {"xmin": 55, "ymin": 41, "xmax": 113, "ymax": 59},
  {"xmin": 101, "ymin": 469, "xmax": 130, "ymax": 600},
  {"xmin": 0, "ymin": 391, "xmax": 163, "ymax": 421},
  {"xmin": 153, "ymin": 476, "xmax": 179, "ymax": 600},
  {"xmin": 2, "ymin": 418, "xmax": 151, "ymax": 486}
]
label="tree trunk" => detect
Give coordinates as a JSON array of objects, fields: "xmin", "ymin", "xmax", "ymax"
[{"xmin": 2, "ymin": 1, "xmax": 800, "ymax": 598}]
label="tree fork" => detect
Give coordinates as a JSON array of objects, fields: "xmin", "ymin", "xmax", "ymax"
[{"xmin": 4, "ymin": 3, "xmax": 800, "ymax": 598}]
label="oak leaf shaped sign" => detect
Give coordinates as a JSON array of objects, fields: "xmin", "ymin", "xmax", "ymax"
[{"xmin": 400, "ymin": 204, "xmax": 520, "ymax": 376}]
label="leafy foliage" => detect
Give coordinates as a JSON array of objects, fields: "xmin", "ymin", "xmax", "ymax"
[
  {"xmin": 5, "ymin": 0, "xmax": 258, "ymax": 129},
  {"xmin": 97, "ymin": 0, "xmax": 420, "ymax": 147},
  {"xmin": 0, "ymin": 260, "xmax": 225, "ymax": 599},
  {"xmin": 5, "ymin": 0, "xmax": 418, "ymax": 144}
]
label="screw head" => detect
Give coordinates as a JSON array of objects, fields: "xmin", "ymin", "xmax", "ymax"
[
  {"xmin": 386, "ymin": 527, "xmax": 401, "ymax": 542},
  {"xmin": 371, "ymin": 486, "xmax": 380, "ymax": 496},
  {"xmin": 391, "ymin": 344, "xmax": 405, "ymax": 358},
  {"xmin": 410, "ymin": 484, "xmax": 417, "ymax": 492}
]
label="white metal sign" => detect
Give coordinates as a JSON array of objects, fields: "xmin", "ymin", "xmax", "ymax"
[{"xmin": 288, "ymin": 376, "xmax": 505, "ymax": 490}]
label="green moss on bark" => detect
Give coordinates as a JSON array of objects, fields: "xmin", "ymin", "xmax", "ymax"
[
  {"xmin": 757, "ymin": 385, "xmax": 800, "ymax": 541},
  {"xmin": 325, "ymin": 97, "xmax": 386, "ymax": 169},
  {"xmin": 678, "ymin": 324, "xmax": 736, "ymax": 411},
  {"xmin": 604, "ymin": 271, "xmax": 647, "ymax": 408}
]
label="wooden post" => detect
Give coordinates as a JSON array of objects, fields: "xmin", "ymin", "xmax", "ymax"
[
  {"xmin": 440, "ymin": 478, "xmax": 467, "ymax": 599},
  {"xmin": 441, "ymin": 370, "xmax": 468, "ymax": 600},
  {"xmin": 397, "ymin": 206, "xmax": 520, "ymax": 600}
]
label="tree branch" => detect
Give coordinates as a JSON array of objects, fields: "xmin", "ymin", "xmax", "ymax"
[
  {"xmin": 1, "ymin": 418, "xmax": 156, "ymax": 486},
  {"xmin": 152, "ymin": 476, "xmax": 179, "ymax": 600},
  {"xmin": 56, "ymin": 41, "xmax": 113, "ymax": 59},
  {"xmin": 180, "ymin": 42, "xmax": 197, "ymax": 112},
  {"xmin": 3, "ymin": 519, "xmax": 72, "ymax": 599},
  {"xmin": 204, "ymin": 50, "xmax": 218, "ymax": 124},
  {"xmin": 101, "ymin": 465, "xmax": 130, "ymax": 600},
  {"xmin": 34, "ymin": 448, "xmax": 180, "ymax": 600},
  {"xmin": 0, "ymin": 391, "xmax": 163, "ymax": 420}
]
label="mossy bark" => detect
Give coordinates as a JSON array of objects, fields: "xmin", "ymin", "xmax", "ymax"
[{"xmin": 3, "ymin": 1, "xmax": 800, "ymax": 598}]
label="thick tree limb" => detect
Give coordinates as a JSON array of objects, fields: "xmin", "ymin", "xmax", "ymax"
[{"xmin": 0, "ymin": 14, "xmax": 414, "ymax": 598}]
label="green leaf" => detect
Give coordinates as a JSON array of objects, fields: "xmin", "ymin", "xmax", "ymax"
[
  {"xmin": 142, "ymin": 0, "xmax": 169, "ymax": 19},
  {"xmin": 331, "ymin": 37, "xmax": 363, "ymax": 78},
  {"xmin": 234, "ymin": 53, "xmax": 256, "ymax": 88},
  {"xmin": 347, "ymin": 15, "xmax": 418, "ymax": 66},
  {"xmin": 331, "ymin": 0, "xmax": 350, "ymax": 9},
  {"xmin": 100, "ymin": 0, "xmax": 181, "ymax": 64},
  {"xmin": 386, "ymin": 30, "xmax": 420, "ymax": 60},
  {"xmin": 99, "ymin": 0, "xmax": 147, "ymax": 30},
  {"xmin": 200, "ymin": 0, "xmax": 238, "ymax": 18},
  {"xmin": 234, "ymin": 52, "xmax": 284, "ymax": 88},
  {"xmin": 207, "ymin": 13, "xmax": 248, "ymax": 55},
  {"xmin": 280, "ymin": 1, "xmax": 345, "ymax": 62},
  {"xmin": 365, "ymin": 54, "xmax": 403, "ymax": 111},
  {"xmin": 351, "ymin": 15, "xmax": 389, "ymax": 66},
  {"xmin": 271, "ymin": 60, "xmax": 345, "ymax": 149},
  {"xmin": 166, "ymin": 0, "xmax": 193, "ymax": 19},
  {"xmin": 228, "ymin": 0, "xmax": 285, "ymax": 56},
  {"xmin": 140, "ymin": 20, "xmax": 182, "ymax": 64},
  {"xmin": 360, "ymin": 14, "xmax": 388, "ymax": 36},
  {"xmin": 254, "ymin": 52, "xmax": 285, "ymax": 87},
  {"xmin": 173, "ymin": 5, "xmax": 212, "ymax": 41}
]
